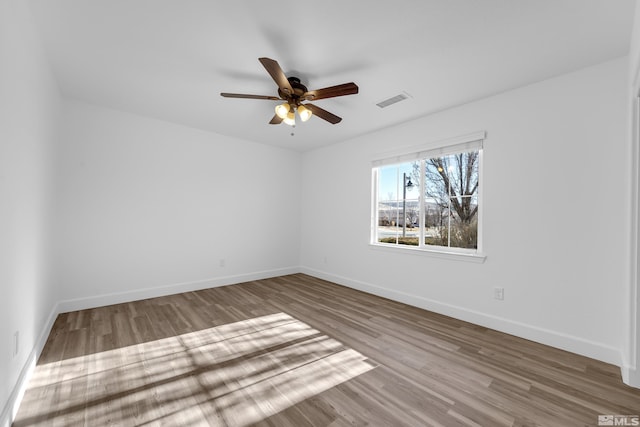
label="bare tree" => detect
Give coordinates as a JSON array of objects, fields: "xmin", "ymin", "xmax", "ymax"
[
  {"xmin": 413, "ymin": 151, "xmax": 479, "ymax": 224},
  {"xmin": 406, "ymin": 206, "xmax": 418, "ymax": 228}
]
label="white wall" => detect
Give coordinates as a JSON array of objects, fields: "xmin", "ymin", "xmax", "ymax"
[
  {"xmin": 300, "ymin": 57, "xmax": 630, "ymax": 366},
  {"xmin": 53, "ymin": 100, "xmax": 302, "ymax": 308},
  {"xmin": 0, "ymin": 0, "xmax": 60, "ymax": 424},
  {"xmin": 625, "ymin": 0, "xmax": 640, "ymax": 387}
]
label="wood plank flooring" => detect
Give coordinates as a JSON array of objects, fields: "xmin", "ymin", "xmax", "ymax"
[{"xmin": 13, "ymin": 273, "xmax": 640, "ymax": 426}]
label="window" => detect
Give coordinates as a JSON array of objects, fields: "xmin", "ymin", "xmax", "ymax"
[{"xmin": 371, "ymin": 132, "xmax": 484, "ymax": 257}]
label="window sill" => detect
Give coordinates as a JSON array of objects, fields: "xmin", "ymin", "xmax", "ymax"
[{"xmin": 369, "ymin": 243, "xmax": 487, "ymax": 263}]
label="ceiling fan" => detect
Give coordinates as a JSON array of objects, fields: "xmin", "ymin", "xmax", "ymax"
[{"xmin": 220, "ymin": 57, "xmax": 358, "ymax": 126}]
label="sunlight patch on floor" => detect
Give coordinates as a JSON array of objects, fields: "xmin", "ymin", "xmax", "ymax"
[{"xmin": 17, "ymin": 312, "xmax": 376, "ymax": 426}]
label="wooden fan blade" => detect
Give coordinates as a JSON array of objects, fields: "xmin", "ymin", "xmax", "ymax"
[
  {"xmin": 258, "ymin": 57, "xmax": 294, "ymax": 96},
  {"xmin": 269, "ymin": 114, "xmax": 283, "ymax": 125},
  {"xmin": 305, "ymin": 103, "xmax": 342, "ymax": 124},
  {"xmin": 303, "ymin": 82, "xmax": 358, "ymax": 101},
  {"xmin": 220, "ymin": 92, "xmax": 280, "ymax": 100}
]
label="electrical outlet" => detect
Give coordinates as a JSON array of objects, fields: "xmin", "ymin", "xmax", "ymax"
[
  {"xmin": 13, "ymin": 331, "xmax": 19, "ymax": 358},
  {"xmin": 219, "ymin": 258, "xmax": 226, "ymax": 267},
  {"xmin": 494, "ymin": 287, "xmax": 504, "ymax": 301},
  {"xmin": 323, "ymin": 256, "xmax": 328, "ymax": 264}
]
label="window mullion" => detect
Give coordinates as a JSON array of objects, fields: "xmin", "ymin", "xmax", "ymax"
[
  {"xmin": 371, "ymin": 168, "xmax": 378, "ymax": 244},
  {"xmin": 448, "ymin": 173, "xmax": 451, "ymax": 248},
  {"xmin": 419, "ymin": 159, "xmax": 425, "ymax": 248},
  {"xmin": 395, "ymin": 168, "xmax": 400, "ymax": 244}
]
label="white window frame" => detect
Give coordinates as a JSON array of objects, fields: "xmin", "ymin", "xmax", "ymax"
[{"xmin": 370, "ymin": 131, "xmax": 486, "ymax": 263}]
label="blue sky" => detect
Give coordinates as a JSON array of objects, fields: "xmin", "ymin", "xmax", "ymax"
[{"xmin": 378, "ymin": 162, "xmax": 419, "ymax": 202}]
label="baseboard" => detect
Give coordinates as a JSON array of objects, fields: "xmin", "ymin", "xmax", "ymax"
[
  {"xmin": 57, "ymin": 266, "xmax": 300, "ymax": 313},
  {"xmin": 1, "ymin": 266, "xmax": 299, "ymax": 427},
  {"xmin": 0, "ymin": 301, "xmax": 60, "ymax": 427},
  {"xmin": 622, "ymin": 362, "xmax": 640, "ymax": 388},
  {"xmin": 300, "ymin": 266, "xmax": 624, "ymax": 368}
]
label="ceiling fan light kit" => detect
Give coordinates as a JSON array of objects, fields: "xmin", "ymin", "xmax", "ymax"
[
  {"xmin": 274, "ymin": 103, "xmax": 290, "ymax": 119},
  {"xmin": 283, "ymin": 110, "xmax": 296, "ymax": 126},
  {"xmin": 221, "ymin": 57, "xmax": 358, "ymax": 126},
  {"xmin": 297, "ymin": 104, "xmax": 312, "ymax": 122}
]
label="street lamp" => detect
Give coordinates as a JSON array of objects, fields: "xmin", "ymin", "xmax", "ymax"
[{"xmin": 402, "ymin": 172, "xmax": 414, "ymax": 238}]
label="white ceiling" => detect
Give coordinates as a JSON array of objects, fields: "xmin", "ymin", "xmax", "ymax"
[{"xmin": 28, "ymin": 0, "xmax": 636, "ymax": 151}]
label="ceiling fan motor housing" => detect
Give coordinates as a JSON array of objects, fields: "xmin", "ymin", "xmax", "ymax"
[{"xmin": 279, "ymin": 77, "xmax": 311, "ymax": 105}]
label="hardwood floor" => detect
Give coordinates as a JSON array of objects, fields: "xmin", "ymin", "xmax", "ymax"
[{"xmin": 13, "ymin": 273, "xmax": 640, "ymax": 426}]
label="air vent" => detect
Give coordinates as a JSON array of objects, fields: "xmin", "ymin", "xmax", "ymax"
[{"xmin": 376, "ymin": 93, "xmax": 409, "ymax": 108}]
